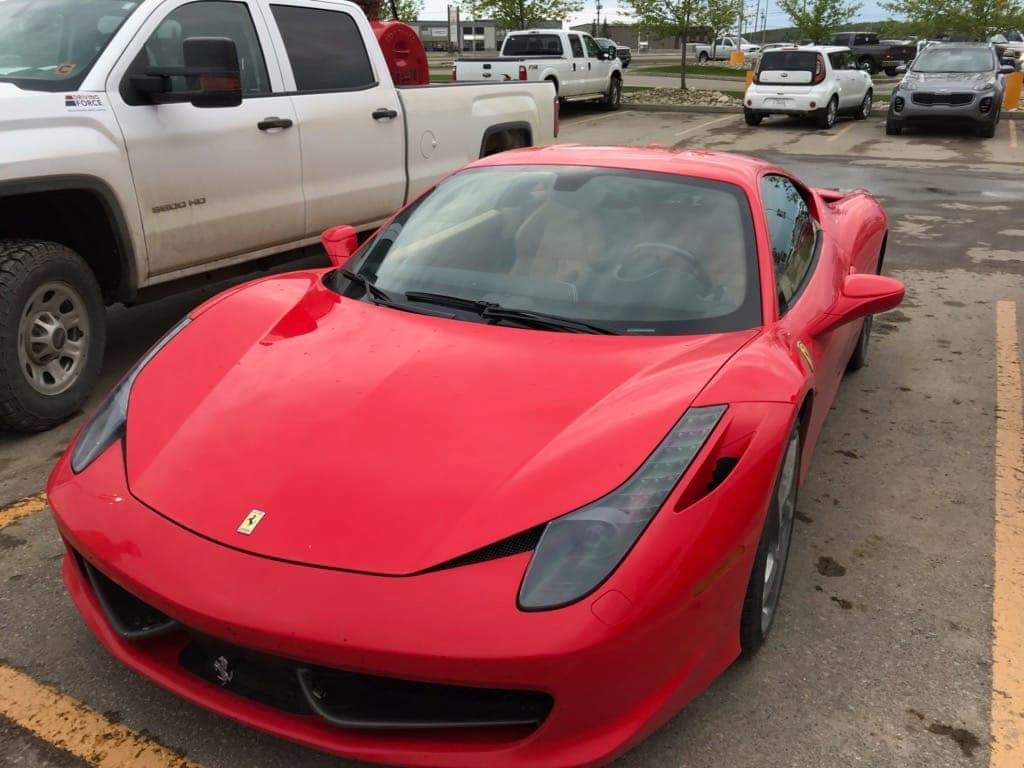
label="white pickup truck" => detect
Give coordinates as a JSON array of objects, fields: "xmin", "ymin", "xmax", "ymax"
[
  {"xmin": 0, "ymin": 0, "xmax": 556, "ymax": 432},
  {"xmin": 454, "ymin": 29, "xmax": 623, "ymax": 108},
  {"xmin": 693, "ymin": 36, "xmax": 761, "ymax": 62}
]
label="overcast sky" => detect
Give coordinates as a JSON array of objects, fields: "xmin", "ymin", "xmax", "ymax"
[{"xmin": 416, "ymin": 0, "xmax": 893, "ymax": 29}]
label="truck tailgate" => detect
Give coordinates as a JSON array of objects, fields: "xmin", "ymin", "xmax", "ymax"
[{"xmin": 455, "ymin": 59, "xmax": 524, "ymax": 82}]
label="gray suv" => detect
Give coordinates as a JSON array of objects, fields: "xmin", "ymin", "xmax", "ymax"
[{"xmin": 886, "ymin": 44, "xmax": 1013, "ymax": 138}]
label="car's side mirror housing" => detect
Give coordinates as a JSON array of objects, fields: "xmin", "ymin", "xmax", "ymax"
[
  {"xmin": 129, "ymin": 37, "xmax": 242, "ymax": 108},
  {"xmin": 1000, "ymin": 62, "xmax": 1017, "ymax": 74},
  {"xmin": 810, "ymin": 273, "xmax": 905, "ymax": 338},
  {"xmin": 321, "ymin": 225, "xmax": 359, "ymax": 267}
]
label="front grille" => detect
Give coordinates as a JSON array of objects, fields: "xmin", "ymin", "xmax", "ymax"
[
  {"xmin": 75, "ymin": 548, "xmax": 553, "ymax": 732},
  {"xmin": 912, "ymin": 92, "xmax": 973, "ymax": 106}
]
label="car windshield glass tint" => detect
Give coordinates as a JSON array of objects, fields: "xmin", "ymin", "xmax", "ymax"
[
  {"xmin": 913, "ymin": 48, "xmax": 994, "ymax": 73},
  {"xmin": 342, "ymin": 166, "xmax": 761, "ymax": 336},
  {"xmin": 0, "ymin": 0, "xmax": 140, "ymax": 90},
  {"xmin": 503, "ymin": 34, "xmax": 563, "ymax": 56},
  {"xmin": 759, "ymin": 51, "xmax": 817, "ymax": 72}
]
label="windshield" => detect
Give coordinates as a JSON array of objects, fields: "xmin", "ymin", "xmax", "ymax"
[
  {"xmin": 0, "ymin": 0, "xmax": 140, "ymax": 90},
  {"xmin": 340, "ymin": 166, "xmax": 761, "ymax": 336},
  {"xmin": 503, "ymin": 34, "xmax": 563, "ymax": 57},
  {"xmin": 912, "ymin": 47, "xmax": 994, "ymax": 73}
]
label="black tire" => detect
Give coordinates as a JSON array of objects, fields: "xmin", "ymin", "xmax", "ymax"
[
  {"xmin": 816, "ymin": 96, "xmax": 838, "ymax": 129},
  {"xmin": 885, "ymin": 117, "xmax": 902, "ymax": 135},
  {"xmin": 858, "ymin": 57, "xmax": 876, "ymax": 74},
  {"xmin": 601, "ymin": 75, "xmax": 622, "ymax": 110},
  {"xmin": 979, "ymin": 117, "xmax": 997, "ymax": 138},
  {"xmin": 854, "ymin": 89, "xmax": 872, "ymax": 120},
  {"xmin": 744, "ymin": 108, "xmax": 763, "ymax": 126},
  {"xmin": 0, "ymin": 240, "xmax": 105, "ymax": 432},
  {"xmin": 698, "ymin": 52, "xmax": 709, "ymax": 63},
  {"xmin": 847, "ymin": 234, "xmax": 885, "ymax": 372},
  {"xmin": 739, "ymin": 420, "xmax": 802, "ymax": 656},
  {"xmin": 884, "ymin": 67, "xmax": 897, "ymax": 76}
]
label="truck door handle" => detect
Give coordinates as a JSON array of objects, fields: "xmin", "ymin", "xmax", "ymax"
[
  {"xmin": 372, "ymin": 108, "xmax": 398, "ymax": 121},
  {"xmin": 572, "ymin": 62, "xmax": 576, "ymax": 71},
  {"xmin": 258, "ymin": 117, "xmax": 293, "ymax": 131}
]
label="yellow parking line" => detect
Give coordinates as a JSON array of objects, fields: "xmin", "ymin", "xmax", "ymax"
[
  {"xmin": 827, "ymin": 122, "xmax": 856, "ymax": 142},
  {"xmin": 674, "ymin": 114, "xmax": 736, "ymax": 138},
  {"xmin": 0, "ymin": 492, "xmax": 47, "ymax": 530},
  {"xmin": 0, "ymin": 662, "xmax": 200, "ymax": 767},
  {"xmin": 994, "ymin": 300, "xmax": 1024, "ymax": 767},
  {"xmin": 1010, "ymin": 121, "xmax": 1018, "ymax": 150}
]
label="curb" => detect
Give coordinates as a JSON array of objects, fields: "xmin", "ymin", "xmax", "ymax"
[{"xmin": 621, "ymin": 103, "xmax": 1024, "ymax": 120}]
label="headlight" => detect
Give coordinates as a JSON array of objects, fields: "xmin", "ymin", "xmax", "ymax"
[
  {"xmin": 974, "ymin": 78, "xmax": 996, "ymax": 92},
  {"xmin": 70, "ymin": 317, "xmax": 190, "ymax": 473},
  {"xmin": 518, "ymin": 405, "xmax": 727, "ymax": 610},
  {"xmin": 899, "ymin": 78, "xmax": 917, "ymax": 91}
]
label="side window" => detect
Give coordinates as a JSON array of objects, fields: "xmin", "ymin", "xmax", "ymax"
[
  {"xmin": 854, "ymin": 33, "xmax": 869, "ymax": 45},
  {"xmin": 828, "ymin": 51, "xmax": 848, "ymax": 69},
  {"xmin": 271, "ymin": 5, "xmax": 374, "ymax": 91},
  {"xmin": 723, "ymin": 38, "xmax": 733, "ymax": 47},
  {"xmin": 761, "ymin": 175, "xmax": 817, "ymax": 308},
  {"xmin": 583, "ymin": 35, "xmax": 601, "ymax": 58},
  {"xmin": 126, "ymin": 0, "xmax": 269, "ymax": 99},
  {"xmin": 569, "ymin": 34, "xmax": 584, "ymax": 58}
]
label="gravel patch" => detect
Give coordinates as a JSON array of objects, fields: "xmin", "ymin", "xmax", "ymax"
[{"xmin": 622, "ymin": 87, "xmax": 743, "ymax": 107}]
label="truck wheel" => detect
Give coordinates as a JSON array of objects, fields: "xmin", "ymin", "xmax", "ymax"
[
  {"xmin": 858, "ymin": 57, "xmax": 875, "ymax": 74},
  {"xmin": 698, "ymin": 52, "xmax": 709, "ymax": 63},
  {"xmin": 0, "ymin": 240, "xmax": 105, "ymax": 432},
  {"xmin": 884, "ymin": 67, "xmax": 898, "ymax": 76},
  {"xmin": 601, "ymin": 76, "xmax": 622, "ymax": 110}
]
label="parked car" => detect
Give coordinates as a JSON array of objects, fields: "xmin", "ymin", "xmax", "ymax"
[
  {"xmin": 887, "ymin": 43, "xmax": 1012, "ymax": 138},
  {"xmin": 745, "ymin": 46, "xmax": 874, "ymax": 128},
  {"xmin": 830, "ymin": 31, "xmax": 917, "ymax": 75},
  {"xmin": 595, "ymin": 36, "xmax": 631, "ymax": 68},
  {"xmin": 989, "ymin": 32, "xmax": 1024, "ymax": 68},
  {"xmin": 0, "ymin": 0, "xmax": 557, "ymax": 432},
  {"xmin": 694, "ymin": 36, "xmax": 761, "ymax": 63},
  {"xmin": 454, "ymin": 29, "xmax": 623, "ymax": 107},
  {"xmin": 51, "ymin": 144, "xmax": 902, "ymax": 768}
]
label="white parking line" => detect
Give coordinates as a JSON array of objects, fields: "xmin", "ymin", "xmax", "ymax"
[{"xmin": 674, "ymin": 114, "xmax": 737, "ymax": 138}]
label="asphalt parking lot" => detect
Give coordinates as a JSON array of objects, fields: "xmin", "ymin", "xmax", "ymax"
[{"xmin": 2, "ymin": 106, "xmax": 1023, "ymax": 768}]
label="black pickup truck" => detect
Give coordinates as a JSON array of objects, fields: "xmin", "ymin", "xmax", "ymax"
[{"xmin": 831, "ymin": 32, "xmax": 917, "ymax": 75}]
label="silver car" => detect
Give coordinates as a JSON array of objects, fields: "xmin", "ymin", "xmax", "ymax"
[{"xmin": 886, "ymin": 44, "xmax": 1013, "ymax": 138}]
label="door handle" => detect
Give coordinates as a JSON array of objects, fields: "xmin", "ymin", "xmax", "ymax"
[
  {"xmin": 258, "ymin": 117, "xmax": 293, "ymax": 131},
  {"xmin": 372, "ymin": 108, "xmax": 398, "ymax": 121},
  {"xmin": 572, "ymin": 62, "xmax": 576, "ymax": 71}
]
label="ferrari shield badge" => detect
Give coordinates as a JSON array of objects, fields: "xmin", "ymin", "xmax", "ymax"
[
  {"xmin": 796, "ymin": 340, "xmax": 815, "ymax": 372},
  {"xmin": 237, "ymin": 509, "xmax": 265, "ymax": 535}
]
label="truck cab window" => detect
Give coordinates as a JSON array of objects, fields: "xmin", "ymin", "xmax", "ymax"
[
  {"xmin": 271, "ymin": 5, "xmax": 374, "ymax": 91},
  {"xmin": 569, "ymin": 34, "xmax": 584, "ymax": 58},
  {"xmin": 583, "ymin": 35, "xmax": 601, "ymax": 58},
  {"xmin": 125, "ymin": 0, "xmax": 269, "ymax": 98}
]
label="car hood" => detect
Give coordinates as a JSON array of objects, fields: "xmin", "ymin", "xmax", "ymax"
[
  {"xmin": 903, "ymin": 71, "xmax": 995, "ymax": 89},
  {"xmin": 125, "ymin": 272, "xmax": 755, "ymax": 575}
]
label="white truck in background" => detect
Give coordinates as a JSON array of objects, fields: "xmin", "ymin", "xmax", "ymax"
[
  {"xmin": 454, "ymin": 29, "xmax": 623, "ymax": 108},
  {"xmin": 0, "ymin": 0, "xmax": 557, "ymax": 432},
  {"xmin": 693, "ymin": 36, "xmax": 761, "ymax": 62}
]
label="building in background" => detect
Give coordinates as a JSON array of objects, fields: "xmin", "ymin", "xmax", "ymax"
[{"xmin": 411, "ymin": 19, "xmax": 561, "ymax": 53}]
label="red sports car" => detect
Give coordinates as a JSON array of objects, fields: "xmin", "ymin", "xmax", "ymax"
[{"xmin": 49, "ymin": 146, "xmax": 903, "ymax": 767}]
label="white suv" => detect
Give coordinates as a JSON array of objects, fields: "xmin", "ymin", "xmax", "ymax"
[{"xmin": 744, "ymin": 45, "xmax": 873, "ymax": 129}]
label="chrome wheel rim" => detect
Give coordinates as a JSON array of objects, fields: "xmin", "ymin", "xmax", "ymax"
[
  {"xmin": 612, "ymin": 80, "xmax": 621, "ymax": 105},
  {"xmin": 17, "ymin": 281, "xmax": 90, "ymax": 396},
  {"xmin": 862, "ymin": 93, "xmax": 872, "ymax": 117},
  {"xmin": 762, "ymin": 429, "xmax": 799, "ymax": 634},
  {"xmin": 827, "ymin": 100, "xmax": 837, "ymax": 126}
]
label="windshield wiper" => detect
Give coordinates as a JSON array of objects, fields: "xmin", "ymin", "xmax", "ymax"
[
  {"xmin": 405, "ymin": 291, "xmax": 495, "ymax": 313},
  {"xmin": 480, "ymin": 306, "xmax": 618, "ymax": 334},
  {"xmin": 340, "ymin": 268, "xmax": 396, "ymax": 304}
]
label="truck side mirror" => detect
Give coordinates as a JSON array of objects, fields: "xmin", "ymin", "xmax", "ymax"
[{"xmin": 129, "ymin": 37, "xmax": 242, "ymax": 108}]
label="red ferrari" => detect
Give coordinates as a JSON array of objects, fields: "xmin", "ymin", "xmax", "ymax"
[{"xmin": 49, "ymin": 146, "xmax": 903, "ymax": 767}]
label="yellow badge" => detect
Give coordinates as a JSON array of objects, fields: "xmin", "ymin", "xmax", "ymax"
[
  {"xmin": 796, "ymin": 340, "xmax": 814, "ymax": 372},
  {"xmin": 237, "ymin": 509, "xmax": 265, "ymax": 535}
]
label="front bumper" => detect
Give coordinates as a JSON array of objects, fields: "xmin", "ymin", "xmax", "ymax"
[
  {"xmin": 889, "ymin": 90, "xmax": 999, "ymax": 124},
  {"xmin": 48, "ymin": 401, "xmax": 792, "ymax": 767}
]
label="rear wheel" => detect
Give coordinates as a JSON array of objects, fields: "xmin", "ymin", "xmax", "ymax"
[
  {"xmin": 816, "ymin": 96, "xmax": 838, "ymax": 129},
  {"xmin": 854, "ymin": 90, "xmax": 872, "ymax": 120},
  {"xmin": 698, "ymin": 52, "xmax": 709, "ymax": 63},
  {"xmin": 0, "ymin": 240, "xmax": 105, "ymax": 432},
  {"xmin": 740, "ymin": 421, "xmax": 801, "ymax": 655},
  {"xmin": 744, "ymin": 108, "xmax": 763, "ymax": 126},
  {"xmin": 858, "ymin": 57, "xmax": 875, "ymax": 74}
]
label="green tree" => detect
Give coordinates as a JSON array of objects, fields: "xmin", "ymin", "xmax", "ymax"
[
  {"xmin": 383, "ymin": 0, "xmax": 423, "ymax": 22},
  {"xmin": 776, "ymin": 0, "xmax": 861, "ymax": 43},
  {"xmin": 625, "ymin": 0, "xmax": 708, "ymax": 89},
  {"xmin": 705, "ymin": 0, "xmax": 739, "ymax": 57},
  {"xmin": 464, "ymin": 0, "xmax": 584, "ymax": 30},
  {"xmin": 881, "ymin": 0, "xmax": 1024, "ymax": 39}
]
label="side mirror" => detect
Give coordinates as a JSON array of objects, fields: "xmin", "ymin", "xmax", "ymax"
[
  {"xmin": 895, "ymin": 63, "xmax": 908, "ymax": 73},
  {"xmin": 1000, "ymin": 62, "xmax": 1017, "ymax": 74},
  {"xmin": 810, "ymin": 273, "xmax": 905, "ymax": 338},
  {"xmin": 129, "ymin": 36, "xmax": 242, "ymax": 108},
  {"xmin": 321, "ymin": 225, "xmax": 359, "ymax": 267}
]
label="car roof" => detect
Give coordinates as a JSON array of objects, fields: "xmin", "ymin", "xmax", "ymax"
[
  {"xmin": 466, "ymin": 145, "xmax": 776, "ymax": 188},
  {"xmin": 759, "ymin": 44, "xmax": 847, "ymax": 54}
]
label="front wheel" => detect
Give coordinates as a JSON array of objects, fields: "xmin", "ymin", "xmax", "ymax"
[
  {"xmin": 740, "ymin": 420, "xmax": 801, "ymax": 655},
  {"xmin": 979, "ymin": 117, "xmax": 998, "ymax": 139},
  {"xmin": 0, "ymin": 240, "xmax": 105, "ymax": 432},
  {"xmin": 858, "ymin": 57, "xmax": 876, "ymax": 74},
  {"xmin": 885, "ymin": 116, "xmax": 903, "ymax": 135},
  {"xmin": 601, "ymin": 76, "xmax": 622, "ymax": 110},
  {"xmin": 854, "ymin": 90, "xmax": 872, "ymax": 120},
  {"xmin": 884, "ymin": 67, "xmax": 898, "ymax": 76},
  {"xmin": 744, "ymin": 108, "xmax": 763, "ymax": 126},
  {"xmin": 698, "ymin": 52, "xmax": 709, "ymax": 63}
]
